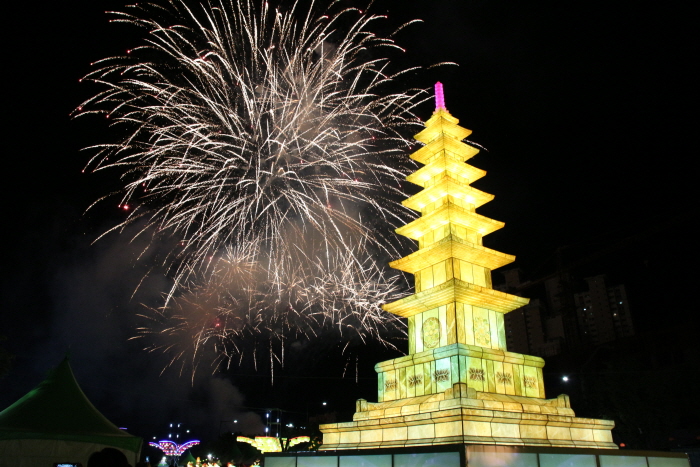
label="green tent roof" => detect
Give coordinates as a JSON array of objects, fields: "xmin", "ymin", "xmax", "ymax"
[
  {"xmin": 0, "ymin": 357, "xmax": 141, "ymax": 453},
  {"xmin": 181, "ymin": 450, "xmax": 196, "ymax": 464}
]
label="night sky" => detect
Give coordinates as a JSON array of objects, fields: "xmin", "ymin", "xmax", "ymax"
[{"xmin": 2, "ymin": 0, "xmax": 696, "ymax": 447}]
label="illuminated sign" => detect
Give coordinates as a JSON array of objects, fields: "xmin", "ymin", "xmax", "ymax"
[{"xmin": 148, "ymin": 440, "xmax": 200, "ymax": 456}]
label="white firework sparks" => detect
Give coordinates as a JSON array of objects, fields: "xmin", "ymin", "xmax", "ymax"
[
  {"xmin": 77, "ymin": 0, "xmax": 438, "ymax": 371},
  {"xmin": 138, "ymin": 238, "xmax": 407, "ymax": 375}
]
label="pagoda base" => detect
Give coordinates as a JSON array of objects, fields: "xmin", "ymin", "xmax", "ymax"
[{"xmin": 319, "ymin": 383, "xmax": 616, "ymax": 450}]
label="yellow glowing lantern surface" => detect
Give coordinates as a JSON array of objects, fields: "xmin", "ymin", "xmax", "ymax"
[
  {"xmin": 237, "ymin": 436, "xmax": 310, "ymax": 453},
  {"xmin": 319, "ymin": 83, "xmax": 617, "ymax": 450}
]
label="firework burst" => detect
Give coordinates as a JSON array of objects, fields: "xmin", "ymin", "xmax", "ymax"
[
  {"xmin": 138, "ymin": 237, "xmax": 407, "ymax": 376},
  {"xmin": 78, "ymin": 0, "xmax": 441, "ymax": 371}
]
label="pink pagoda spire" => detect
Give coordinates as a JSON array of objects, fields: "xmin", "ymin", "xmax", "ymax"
[{"xmin": 434, "ymin": 81, "xmax": 446, "ymax": 111}]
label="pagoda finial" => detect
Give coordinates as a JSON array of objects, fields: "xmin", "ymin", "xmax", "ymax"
[{"xmin": 434, "ymin": 82, "xmax": 446, "ymax": 111}]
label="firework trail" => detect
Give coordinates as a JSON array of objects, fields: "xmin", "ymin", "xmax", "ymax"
[
  {"xmin": 138, "ymin": 237, "xmax": 407, "ymax": 375},
  {"xmin": 77, "ymin": 0, "xmax": 443, "ymax": 371}
]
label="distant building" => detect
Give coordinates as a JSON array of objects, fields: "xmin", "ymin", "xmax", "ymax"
[
  {"xmin": 541, "ymin": 315, "xmax": 564, "ymax": 356},
  {"xmin": 574, "ymin": 275, "xmax": 634, "ymax": 346},
  {"xmin": 498, "ymin": 270, "xmax": 547, "ymax": 355},
  {"xmin": 549, "ymin": 274, "xmax": 589, "ymax": 351},
  {"xmin": 544, "ymin": 276, "xmax": 567, "ymax": 316},
  {"xmin": 499, "ymin": 270, "xmax": 634, "ymax": 356},
  {"xmin": 505, "ymin": 298, "xmax": 546, "ymax": 355}
]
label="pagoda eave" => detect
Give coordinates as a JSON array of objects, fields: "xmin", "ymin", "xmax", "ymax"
[
  {"xmin": 395, "ymin": 204, "xmax": 505, "ymax": 240},
  {"xmin": 410, "ymin": 134, "xmax": 479, "ymax": 165},
  {"xmin": 382, "ymin": 278, "xmax": 530, "ymax": 317},
  {"xmin": 413, "ymin": 116, "xmax": 472, "ymax": 144},
  {"xmin": 406, "ymin": 157, "xmax": 486, "ymax": 187},
  {"xmin": 402, "ymin": 176, "xmax": 494, "ymax": 212},
  {"xmin": 389, "ymin": 236, "xmax": 515, "ymax": 273},
  {"xmin": 423, "ymin": 108, "xmax": 460, "ymax": 125}
]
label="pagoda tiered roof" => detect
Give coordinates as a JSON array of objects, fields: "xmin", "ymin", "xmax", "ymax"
[
  {"xmin": 395, "ymin": 202, "xmax": 504, "ymax": 240},
  {"xmin": 410, "ymin": 133, "xmax": 480, "ymax": 165},
  {"xmin": 384, "ymin": 90, "xmax": 523, "ymax": 321},
  {"xmin": 405, "ymin": 155, "xmax": 486, "ymax": 187},
  {"xmin": 413, "ymin": 110, "xmax": 472, "ymax": 144},
  {"xmin": 403, "ymin": 172, "xmax": 494, "ymax": 212},
  {"xmin": 383, "ymin": 278, "xmax": 529, "ymax": 317},
  {"xmin": 389, "ymin": 235, "xmax": 515, "ymax": 273}
]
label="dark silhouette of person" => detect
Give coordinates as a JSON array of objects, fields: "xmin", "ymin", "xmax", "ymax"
[{"xmin": 87, "ymin": 447, "xmax": 132, "ymax": 467}]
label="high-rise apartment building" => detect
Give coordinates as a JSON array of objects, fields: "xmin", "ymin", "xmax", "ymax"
[
  {"xmin": 574, "ymin": 274, "xmax": 634, "ymax": 346},
  {"xmin": 504, "ymin": 298, "xmax": 546, "ymax": 355},
  {"xmin": 500, "ymin": 270, "xmax": 634, "ymax": 356}
]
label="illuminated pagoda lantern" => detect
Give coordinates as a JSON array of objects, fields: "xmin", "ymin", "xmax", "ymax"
[
  {"xmin": 319, "ymin": 83, "xmax": 617, "ymax": 449},
  {"xmin": 237, "ymin": 435, "xmax": 311, "ymax": 453}
]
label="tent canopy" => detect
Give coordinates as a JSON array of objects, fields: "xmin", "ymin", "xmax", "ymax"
[{"xmin": 0, "ymin": 357, "xmax": 141, "ymax": 454}]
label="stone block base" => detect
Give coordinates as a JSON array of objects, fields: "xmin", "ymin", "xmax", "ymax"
[{"xmin": 320, "ymin": 383, "xmax": 616, "ymax": 450}]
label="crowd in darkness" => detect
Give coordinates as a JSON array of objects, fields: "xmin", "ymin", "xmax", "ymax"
[{"xmin": 87, "ymin": 448, "xmax": 156, "ymax": 467}]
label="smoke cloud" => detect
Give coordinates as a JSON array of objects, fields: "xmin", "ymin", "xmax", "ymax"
[{"xmin": 28, "ymin": 222, "xmax": 264, "ymax": 440}]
